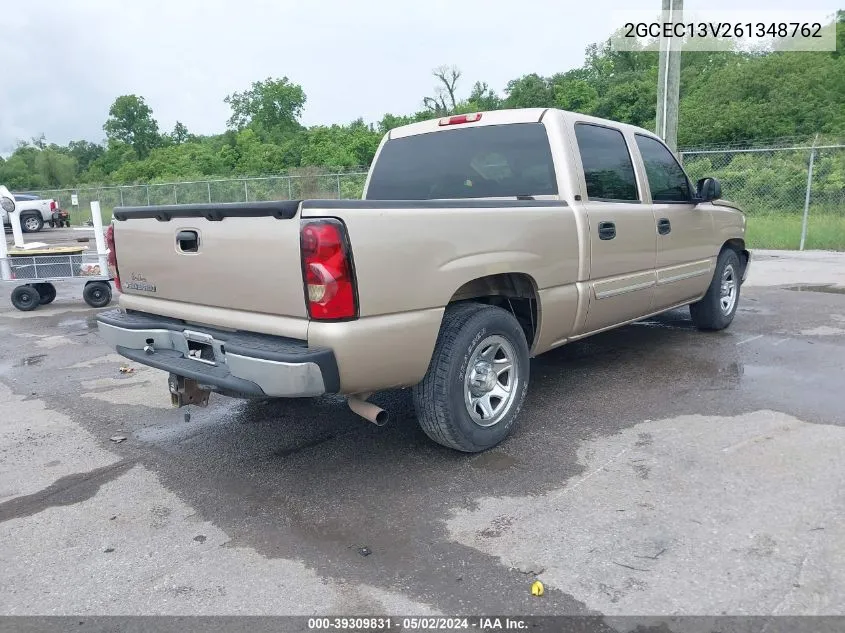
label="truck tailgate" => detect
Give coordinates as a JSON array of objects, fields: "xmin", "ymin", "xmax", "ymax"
[{"xmin": 112, "ymin": 202, "xmax": 306, "ymax": 318}]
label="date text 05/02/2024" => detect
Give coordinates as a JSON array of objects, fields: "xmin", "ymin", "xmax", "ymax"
[{"xmin": 307, "ymin": 617, "xmax": 529, "ymax": 630}]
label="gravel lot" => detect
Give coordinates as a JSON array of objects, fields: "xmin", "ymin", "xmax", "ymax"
[{"xmin": 1, "ymin": 236, "xmax": 844, "ymax": 623}]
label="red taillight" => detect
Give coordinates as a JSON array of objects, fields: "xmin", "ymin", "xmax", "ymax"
[
  {"xmin": 105, "ymin": 222, "xmax": 122, "ymax": 292},
  {"xmin": 50, "ymin": 200, "xmax": 57, "ymax": 211},
  {"xmin": 300, "ymin": 219, "xmax": 357, "ymax": 320},
  {"xmin": 438, "ymin": 113, "xmax": 482, "ymax": 126}
]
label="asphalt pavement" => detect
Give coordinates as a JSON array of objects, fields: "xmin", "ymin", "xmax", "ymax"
[{"xmin": 1, "ymin": 240, "xmax": 844, "ymax": 621}]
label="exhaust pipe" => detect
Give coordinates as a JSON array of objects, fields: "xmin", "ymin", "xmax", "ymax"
[{"xmin": 347, "ymin": 392, "xmax": 389, "ymax": 426}]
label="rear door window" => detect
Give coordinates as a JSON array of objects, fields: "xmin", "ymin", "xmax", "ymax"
[
  {"xmin": 366, "ymin": 123, "xmax": 557, "ymax": 200},
  {"xmin": 573, "ymin": 123, "xmax": 639, "ymax": 202}
]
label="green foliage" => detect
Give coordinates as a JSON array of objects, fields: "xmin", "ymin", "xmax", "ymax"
[
  {"xmin": 679, "ymin": 50, "xmax": 845, "ymax": 147},
  {"xmin": 504, "ymin": 74, "xmax": 556, "ymax": 108},
  {"xmin": 1, "ymin": 16, "xmax": 843, "ymax": 204},
  {"xmin": 683, "ymin": 147, "xmax": 845, "ymax": 217},
  {"xmin": 224, "ymin": 76, "xmax": 306, "ymax": 140},
  {"xmin": 34, "ymin": 148, "xmax": 77, "ymax": 188},
  {"xmin": 103, "ymin": 95, "xmax": 161, "ymax": 159},
  {"xmin": 299, "ymin": 120, "xmax": 380, "ymax": 168},
  {"xmin": 466, "ymin": 82, "xmax": 502, "ymax": 111},
  {"xmin": 0, "ymin": 150, "xmax": 41, "ymax": 189},
  {"xmin": 377, "ymin": 113, "xmax": 417, "ymax": 134},
  {"xmin": 67, "ymin": 140, "xmax": 104, "ymax": 173},
  {"xmin": 171, "ymin": 121, "xmax": 191, "ymax": 145},
  {"xmin": 553, "ymin": 77, "xmax": 599, "ymax": 114}
]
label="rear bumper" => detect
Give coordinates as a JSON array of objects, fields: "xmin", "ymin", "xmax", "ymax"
[{"xmin": 96, "ymin": 309, "xmax": 339, "ymax": 398}]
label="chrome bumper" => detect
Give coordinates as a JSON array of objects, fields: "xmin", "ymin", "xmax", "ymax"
[{"xmin": 96, "ymin": 310, "xmax": 339, "ymax": 398}]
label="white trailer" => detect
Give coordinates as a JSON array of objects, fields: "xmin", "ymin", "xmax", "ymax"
[{"xmin": 1, "ymin": 186, "xmax": 114, "ymax": 311}]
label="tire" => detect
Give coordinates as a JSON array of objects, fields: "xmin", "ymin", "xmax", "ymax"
[
  {"xmin": 21, "ymin": 213, "xmax": 44, "ymax": 233},
  {"xmin": 11, "ymin": 285, "xmax": 41, "ymax": 311},
  {"xmin": 690, "ymin": 249, "xmax": 742, "ymax": 331},
  {"xmin": 34, "ymin": 283, "xmax": 57, "ymax": 305},
  {"xmin": 412, "ymin": 302, "xmax": 530, "ymax": 452},
  {"xmin": 83, "ymin": 281, "xmax": 112, "ymax": 308}
]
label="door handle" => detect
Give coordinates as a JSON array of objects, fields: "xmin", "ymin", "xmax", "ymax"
[
  {"xmin": 598, "ymin": 221, "xmax": 616, "ymax": 241},
  {"xmin": 657, "ymin": 218, "xmax": 671, "ymax": 235},
  {"xmin": 177, "ymin": 230, "xmax": 199, "ymax": 253}
]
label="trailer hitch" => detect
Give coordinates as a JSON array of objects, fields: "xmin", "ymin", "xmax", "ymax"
[{"xmin": 168, "ymin": 373, "xmax": 211, "ymax": 408}]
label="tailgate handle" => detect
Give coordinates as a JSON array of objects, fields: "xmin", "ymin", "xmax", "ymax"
[{"xmin": 177, "ymin": 230, "xmax": 199, "ymax": 253}]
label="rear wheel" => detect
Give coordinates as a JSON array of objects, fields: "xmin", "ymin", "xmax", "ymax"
[
  {"xmin": 412, "ymin": 302, "xmax": 530, "ymax": 452},
  {"xmin": 35, "ymin": 283, "xmax": 56, "ymax": 305},
  {"xmin": 11, "ymin": 285, "xmax": 41, "ymax": 311},
  {"xmin": 21, "ymin": 213, "xmax": 44, "ymax": 233},
  {"xmin": 690, "ymin": 249, "xmax": 742, "ymax": 331},
  {"xmin": 83, "ymin": 281, "xmax": 112, "ymax": 308}
]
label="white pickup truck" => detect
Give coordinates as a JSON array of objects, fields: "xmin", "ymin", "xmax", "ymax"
[{"xmin": 1, "ymin": 193, "xmax": 59, "ymax": 233}]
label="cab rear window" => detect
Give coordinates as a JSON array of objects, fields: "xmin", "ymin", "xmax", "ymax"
[{"xmin": 365, "ymin": 123, "xmax": 558, "ymax": 200}]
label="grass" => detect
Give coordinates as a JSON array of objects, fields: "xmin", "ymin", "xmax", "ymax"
[{"xmin": 746, "ymin": 214, "xmax": 845, "ymax": 251}]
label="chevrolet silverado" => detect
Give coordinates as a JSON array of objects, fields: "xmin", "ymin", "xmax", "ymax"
[{"xmin": 96, "ymin": 108, "xmax": 750, "ymax": 452}]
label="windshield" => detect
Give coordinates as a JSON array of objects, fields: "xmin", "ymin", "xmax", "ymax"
[{"xmin": 366, "ymin": 123, "xmax": 558, "ymax": 200}]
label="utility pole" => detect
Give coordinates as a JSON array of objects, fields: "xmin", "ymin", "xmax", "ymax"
[{"xmin": 656, "ymin": 0, "xmax": 683, "ymax": 153}]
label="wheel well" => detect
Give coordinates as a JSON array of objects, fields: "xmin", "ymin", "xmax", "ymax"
[
  {"xmin": 721, "ymin": 238, "xmax": 749, "ymax": 274},
  {"xmin": 447, "ymin": 273, "xmax": 539, "ymax": 347}
]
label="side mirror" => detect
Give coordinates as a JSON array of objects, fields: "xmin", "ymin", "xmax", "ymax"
[
  {"xmin": 696, "ymin": 177, "xmax": 721, "ymax": 202},
  {"xmin": 0, "ymin": 185, "xmax": 15, "ymax": 216}
]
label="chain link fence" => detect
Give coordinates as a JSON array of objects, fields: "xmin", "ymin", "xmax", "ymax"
[
  {"xmin": 29, "ymin": 170, "xmax": 369, "ymax": 227},
  {"xmin": 680, "ymin": 143, "xmax": 845, "ymax": 250},
  {"xmin": 26, "ymin": 142, "xmax": 845, "ymax": 250}
]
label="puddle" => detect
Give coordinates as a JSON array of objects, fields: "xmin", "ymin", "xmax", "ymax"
[
  {"xmin": 784, "ymin": 284, "xmax": 845, "ymax": 295},
  {"xmin": 274, "ymin": 434, "xmax": 336, "ymax": 458},
  {"xmin": 15, "ymin": 354, "xmax": 46, "ymax": 367},
  {"xmin": 56, "ymin": 318, "xmax": 87, "ymax": 329},
  {"xmin": 472, "ymin": 451, "xmax": 519, "ymax": 471},
  {"xmin": 55, "ymin": 315, "xmax": 98, "ymax": 331}
]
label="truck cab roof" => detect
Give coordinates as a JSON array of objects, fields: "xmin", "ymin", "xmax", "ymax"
[{"xmin": 388, "ymin": 107, "xmax": 662, "ymax": 143}]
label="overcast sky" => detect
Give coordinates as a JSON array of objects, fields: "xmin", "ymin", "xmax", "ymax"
[{"xmin": 1, "ymin": 0, "xmax": 840, "ymax": 154}]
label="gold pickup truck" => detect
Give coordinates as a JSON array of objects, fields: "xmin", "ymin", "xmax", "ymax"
[{"xmin": 96, "ymin": 108, "xmax": 750, "ymax": 453}]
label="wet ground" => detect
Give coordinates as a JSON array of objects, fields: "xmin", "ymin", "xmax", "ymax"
[{"xmin": 0, "ymin": 249, "xmax": 843, "ymax": 619}]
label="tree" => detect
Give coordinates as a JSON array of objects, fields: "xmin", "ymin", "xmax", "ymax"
[
  {"xmin": 103, "ymin": 95, "xmax": 161, "ymax": 158},
  {"xmin": 224, "ymin": 77, "xmax": 306, "ymax": 138},
  {"xmin": 299, "ymin": 119, "xmax": 381, "ymax": 168},
  {"xmin": 678, "ymin": 39, "xmax": 845, "ymax": 146},
  {"xmin": 67, "ymin": 140, "xmax": 105, "ymax": 174},
  {"xmin": 504, "ymin": 74, "xmax": 555, "ymax": 108},
  {"xmin": 172, "ymin": 121, "xmax": 190, "ymax": 145},
  {"xmin": 0, "ymin": 152, "xmax": 43, "ymax": 189},
  {"xmin": 465, "ymin": 81, "xmax": 502, "ymax": 111},
  {"xmin": 552, "ymin": 77, "xmax": 598, "ymax": 113},
  {"xmin": 34, "ymin": 149, "xmax": 77, "ymax": 187},
  {"xmin": 377, "ymin": 113, "xmax": 415, "ymax": 134},
  {"xmin": 423, "ymin": 65, "xmax": 462, "ymax": 116},
  {"xmin": 7, "ymin": 15, "xmax": 843, "ymax": 195}
]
